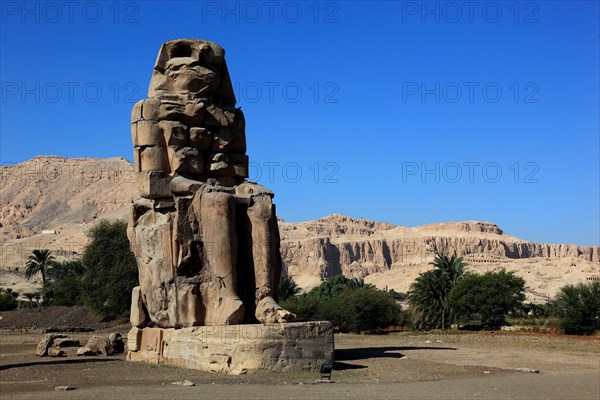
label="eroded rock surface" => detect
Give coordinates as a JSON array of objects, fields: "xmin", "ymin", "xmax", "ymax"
[{"xmin": 128, "ymin": 39, "xmax": 293, "ymax": 328}]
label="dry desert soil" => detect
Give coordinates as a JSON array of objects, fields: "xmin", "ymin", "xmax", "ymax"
[{"xmin": 1, "ymin": 327, "xmax": 598, "ymax": 400}]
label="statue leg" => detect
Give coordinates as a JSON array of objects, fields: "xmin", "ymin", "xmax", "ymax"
[
  {"xmin": 200, "ymin": 192, "xmax": 245, "ymax": 325},
  {"xmin": 247, "ymin": 194, "xmax": 295, "ymax": 323}
]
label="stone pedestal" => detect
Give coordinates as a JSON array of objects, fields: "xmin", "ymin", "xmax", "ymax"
[{"xmin": 126, "ymin": 321, "xmax": 334, "ymax": 374}]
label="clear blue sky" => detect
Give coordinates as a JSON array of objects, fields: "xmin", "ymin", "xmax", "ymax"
[{"xmin": 1, "ymin": 1, "xmax": 598, "ymax": 246}]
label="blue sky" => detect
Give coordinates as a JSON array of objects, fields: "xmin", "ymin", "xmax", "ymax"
[{"xmin": 1, "ymin": 1, "xmax": 598, "ymax": 246}]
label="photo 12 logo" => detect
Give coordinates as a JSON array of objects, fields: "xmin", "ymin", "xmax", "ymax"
[
  {"xmin": 1, "ymin": 81, "xmax": 140, "ymax": 104},
  {"xmin": 249, "ymin": 161, "xmax": 340, "ymax": 184},
  {"xmin": 1, "ymin": 1, "xmax": 140, "ymax": 24},
  {"xmin": 400, "ymin": 2, "xmax": 539, "ymax": 24},
  {"xmin": 0, "ymin": 160, "xmax": 137, "ymax": 187},
  {"xmin": 1, "ymin": 241, "xmax": 85, "ymax": 267},
  {"xmin": 233, "ymin": 81, "xmax": 339, "ymax": 104},
  {"xmin": 200, "ymin": 1, "xmax": 340, "ymax": 24},
  {"xmin": 401, "ymin": 161, "xmax": 540, "ymax": 184},
  {"xmin": 401, "ymin": 82, "xmax": 540, "ymax": 104}
]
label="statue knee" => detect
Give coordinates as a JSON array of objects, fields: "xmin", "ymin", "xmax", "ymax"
[
  {"xmin": 204, "ymin": 191, "xmax": 234, "ymax": 210},
  {"xmin": 249, "ymin": 194, "xmax": 273, "ymax": 219}
]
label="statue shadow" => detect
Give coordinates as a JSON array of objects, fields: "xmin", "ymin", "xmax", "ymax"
[
  {"xmin": 0, "ymin": 358, "xmax": 118, "ymax": 371},
  {"xmin": 334, "ymin": 345, "xmax": 457, "ymax": 370},
  {"xmin": 333, "ymin": 361, "xmax": 367, "ymax": 370}
]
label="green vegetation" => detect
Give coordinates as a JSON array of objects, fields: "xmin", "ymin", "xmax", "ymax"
[
  {"xmin": 0, "ymin": 288, "xmax": 19, "ymax": 311},
  {"xmin": 553, "ymin": 281, "xmax": 600, "ymax": 335},
  {"xmin": 14, "ymin": 224, "xmax": 598, "ymax": 337},
  {"xmin": 19, "ymin": 220, "xmax": 138, "ymax": 319},
  {"xmin": 22, "ymin": 292, "xmax": 41, "ymax": 308},
  {"xmin": 81, "ymin": 220, "xmax": 138, "ymax": 319},
  {"xmin": 281, "ymin": 274, "xmax": 405, "ymax": 333},
  {"xmin": 448, "ymin": 269, "xmax": 526, "ymax": 328},
  {"xmin": 44, "ymin": 260, "xmax": 86, "ymax": 306},
  {"xmin": 277, "ymin": 275, "xmax": 301, "ymax": 302},
  {"xmin": 407, "ymin": 255, "xmax": 466, "ymax": 330},
  {"xmin": 24, "ymin": 249, "xmax": 57, "ymax": 304}
]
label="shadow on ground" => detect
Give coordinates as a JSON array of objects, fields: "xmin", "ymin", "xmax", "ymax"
[
  {"xmin": 0, "ymin": 358, "xmax": 118, "ymax": 371},
  {"xmin": 336, "ymin": 346, "xmax": 457, "ymax": 363},
  {"xmin": 333, "ymin": 361, "xmax": 368, "ymax": 370}
]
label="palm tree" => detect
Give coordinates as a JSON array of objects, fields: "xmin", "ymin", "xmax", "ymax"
[
  {"xmin": 23, "ymin": 292, "xmax": 40, "ymax": 308},
  {"xmin": 45, "ymin": 260, "xmax": 85, "ymax": 294},
  {"xmin": 348, "ymin": 277, "xmax": 364, "ymax": 289},
  {"xmin": 407, "ymin": 254, "xmax": 466, "ymax": 329},
  {"xmin": 278, "ymin": 275, "xmax": 301, "ymax": 301},
  {"xmin": 24, "ymin": 249, "xmax": 56, "ymax": 304},
  {"xmin": 430, "ymin": 255, "xmax": 466, "ymax": 287}
]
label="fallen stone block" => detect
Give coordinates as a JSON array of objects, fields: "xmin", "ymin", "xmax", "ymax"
[
  {"xmin": 36, "ymin": 334, "xmax": 68, "ymax": 356},
  {"xmin": 76, "ymin": 346, "xmax": 96, "ymax": 356},
  {"xmin": 47, "ymin": 348, "xmax": 66, "ymax": 357}
]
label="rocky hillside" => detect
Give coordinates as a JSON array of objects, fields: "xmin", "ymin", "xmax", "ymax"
[
  {"xmin": 279, "ymin": 215, "xmax": 599, "ymax": 300},
  {"xmin": 0, "ymin": 156, "xmax": 136, "ymax": 239},
  {"xmin": 1, "ymin": 156, "xmax": 598, "ymax": 302}
]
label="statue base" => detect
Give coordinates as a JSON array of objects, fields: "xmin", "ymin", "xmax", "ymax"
[{"xmin": 126, "ymin": 321, "xmax": 334, "ymax": 374}]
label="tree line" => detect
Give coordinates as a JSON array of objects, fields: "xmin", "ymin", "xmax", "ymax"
[
  {"xmin": 1, "ymin": 222, "xmax": 597, "ymax": 335},
  {"xmin": 0, "ymin": 220, "xmax": 138, "ymax": 320},
  {"xmin": 280, "ymin": 255, "xmax": 599, "ymax": 335}
]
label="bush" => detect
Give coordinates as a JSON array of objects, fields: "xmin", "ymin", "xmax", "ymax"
[
  {"xmin": 336, "ymin": 287, "xmax": 404, "ymax": 332},
  {"xmin": 46, "ymin": 260, "xmax": 86, "ymax": 307},
  {"xmin": 281, "ymin": 275, "xmax": 404, "ymax": 333},
  {"xmin": 81, "ymin": 220, "xmax": 138, "ymax": 320},
  {"xmin": 52, "ymin": 276, "xmax": 85, "ymax": 306},
  {"xmin": 387, "ymin": 289, "xmax": 407, "ymax": 302},
  {"xmin": 514, "ymin": 302, "xmax": 553, "ymax": 319},
  {"xmin": 0, "ymin": 288, "xmax": 18, "ymax": 311},
  {"xmin": 553, "ymin": 282, "xmax": 600, "ymax": 335},
  {"xmin": 307, "ymin": 275, "xmax": 370, "ymax": 298},
  {"xmin": 448, "ymin": 269, "xmax": 525, "ymax": 328},
  {"xmin": 281, "ymin": 294, "xmax": 321, "ymax": 322}
]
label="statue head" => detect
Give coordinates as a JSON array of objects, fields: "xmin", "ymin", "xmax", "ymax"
[{"xmin": 148, "ymin": 39, "xmax": 236, "ymax": 105}]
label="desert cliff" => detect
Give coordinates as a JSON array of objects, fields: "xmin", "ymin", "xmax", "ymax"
[{"xmin": 1, "ymin": 157, "xmax": 598, "ymax": 301}]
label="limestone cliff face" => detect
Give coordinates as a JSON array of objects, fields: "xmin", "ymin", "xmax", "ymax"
[
  {"xmin": 280, "ymin": 215, "xmax": 599, "ymax": 281},
  {"xmin": 0, "ymin": 156, "xmax": 136, "ymax": 239},
  {"xmin": 422, "ymin": 236, "xmax": 599, "ymax": 261},
  {"xmin": 1, "ymin": 158, "xmax": 598, "ymax": 301}
]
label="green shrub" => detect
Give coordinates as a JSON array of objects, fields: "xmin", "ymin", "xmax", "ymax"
[
  {"xmin": 51, "ymin": 276, "xmax": 85, "ymax": 306},
  {"xmin": 81, "ymin": 220, "xmax": 138, "ymax": 320},
  {"xmin": 280, "ymin": 294, "xmax": 322, "ymax": 321},
  {"xmin": 336, "ymin": 287, "xmax": 404, "ymax": 332},
  {"xmin": 281, "ymin": 275, "xmax": 404, "ymax": 333},
  {"xmin": 46, "ymin": 260, "xmax": 85, "ymax": 307},
  {"xmin": 553, "ymin": 282, "xmax": 600, "ymax": 335},
  {"xmin": 307, "ymin": 274, "xmax": 370, "ymax": 298},
  {"xmin": 448, "ymin": 269, "xmax": 525, "ymax": 328},
  {"xmin": 387, "ymin": 289, "xmax": 407, "ymax": 302},
  {"xmin": 0, "ymin": 288, "xmax": 19, "ymax": 311},
  {"xmin": 514, "ymin": 302, "xmax": 554, "ymax": 319}
]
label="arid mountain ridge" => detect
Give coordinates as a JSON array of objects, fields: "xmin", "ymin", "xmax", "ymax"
[{"xmin": 1, "ymin": 156, "xmax": 598, "ymax": 301}]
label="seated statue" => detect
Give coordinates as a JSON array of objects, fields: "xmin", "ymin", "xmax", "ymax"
[{"xmin": 128, "ymin": 39, "xmax": 295, "ymax": 327}]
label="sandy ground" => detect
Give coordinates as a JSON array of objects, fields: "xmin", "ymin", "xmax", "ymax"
[{"xmin": 1, "ymin": 330, "xmax": 598, "ymax": 400}]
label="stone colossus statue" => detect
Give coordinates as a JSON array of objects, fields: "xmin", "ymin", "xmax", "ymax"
[{"xmin": 128, "ymin": 39, "xmax": 295, "ymax": 328}]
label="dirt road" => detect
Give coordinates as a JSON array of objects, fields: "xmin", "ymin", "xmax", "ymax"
[{"xmin": 1, "ymin": 331, "xmax": 598, "ymax": 399}]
